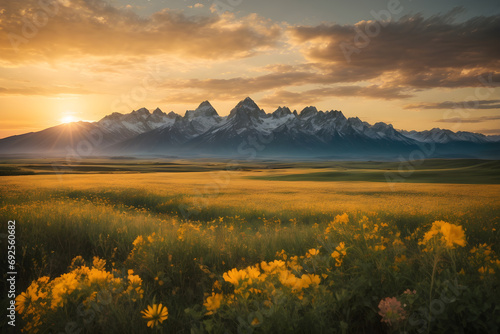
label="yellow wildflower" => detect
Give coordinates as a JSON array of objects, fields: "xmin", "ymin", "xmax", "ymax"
[
  {"xmin": 295, "ymin": 274, "xmax": 320, "ymax": 290},
  {"xmin": 279, "ymin": 270, "xmax": 298, "ymax": 288},
  {"xmin": 204, "ymin": 292, "xmax": 223, "ymax": 315},
  {"xmin": 439, "ymin": 222, "xmax": 466, "ymax": 248},
  {"xmin": 223, "ymin": 268, "xmax": 247, "ymax": 286},
  {"xmin": 92, "ymin": 257, "xmax": 106, "ymax": 270},
  {"xmin": 306, "ymin": 248, "xmax": 320, "ymax": 258},
  {"xmin": 334, "ymin": 213, "xmax": 349, "ymax": 224},
  {"xmin": 261, "ymin": 260, "xmax": 285, "ymax": 273},
  {"xmin": 147, "ymin": 232, "xmax": 156, "ymax": 243},
  {"xmin": 87, "ymin": 268, "xmax": 113, "ymax": 285},
  {"xmin": 251, "ymin": 317, "xmax": 260, "ymax": 326},
  {"xmin": 336, "ymin": 242, "xmax": 347, "ymax": 256},
  {"xmin": 128, "ymin": 274, "xmax": 142, "ymax": 286},
  {"xmin": 245, "ymin": 265, "xmax": 261, "ymax": 283},
  {"xmin": 132, "ymin": 235, "xmax": 144, "ymax": 247},
  {"xmin": 141, "ymin": 303, "xmax": 168, "ymax": 328},
  {"xmin": 15, "ymin": 292, "xmax": 30, "ymax": 315},
  {"xmin": 420, "ymin": 221, "xmax": 466, "ymax": 249}
]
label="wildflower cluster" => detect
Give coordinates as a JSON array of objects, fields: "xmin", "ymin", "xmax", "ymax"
[
  {"xmin": 177, "ymin": 222, "xmax": 201, "ymax": 241},
  {"xmin": 324, "ymin": 213, "xmax": 349, "ymax": 236},
  {"xmin": 210, "ymin": 256, "xmax": 322, "ymax": 309},
  {"xmin": 126, "ymin": 232, "xmax": 168, "ymax": 276},
  {"xmin": 468, "ymin": 243, "xmax": 500, "ymax": 279},
  {"xmin": 419, "ymin": 220, "xmax": 466, "ymax": 251},
  {"xmin": 330, "ymin": 242, "xmax": 347, "ymax": 267},
  {"xmin": 16, "ymin": 257, "xmax": 143, "ymax": 333},
  {"xmin": 200, "ymin": 249, "xmax": 326, "ymax": 331}
]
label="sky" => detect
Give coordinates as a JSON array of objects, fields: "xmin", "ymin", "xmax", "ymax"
[{"xmin": 0, "ymin": 0, "xmax": 499, "ymax": 139}]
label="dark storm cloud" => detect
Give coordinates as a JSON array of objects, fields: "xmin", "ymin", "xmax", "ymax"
[{"xmin": 289, "ymin": 10, "xmax": 500, "ymax": 89}]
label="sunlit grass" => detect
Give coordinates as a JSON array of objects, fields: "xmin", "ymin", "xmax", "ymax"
[{"xmin": 1, "ymin": 171, "xmax": 499, "ymax": 333}]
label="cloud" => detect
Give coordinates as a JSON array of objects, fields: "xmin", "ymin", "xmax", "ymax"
[
  {"xmin": 0, "ymin": 85, "xmax": 95, "ymax": 96},
  {"xmin": 436, "ymin": 115, "xmax": 500, "ymax": 123},
  {"xmin": 289, "ymin": 10, "xmax": 500, "ymax": 89},
  {"xmin": 159, "ymin": 83, "xmax": 410, "ymax": 106},
  {"xmin": 159, "ymin": 60, "xmax": 416, "ymax": 103},
  {"xmin": 260, "ymin": 85, "xmax": 412, "ymax": 105},
  {"xmin": 474, "ymin": 128, "xmax": 500, "ymax": 135},
  {"xmin": 188, "ymin": 3, "xmax": 204, "ymax": 9},
  {"xmin": 154, "ymin": 10, "xmax": 500, "ymax": 104},
  {"xmin": 0, "ymin": 0, "xmax": 281, "ymax": 64},
  {"xmin": 2, "ymin": 2, "xmax": 499, "ymax": 112},
  {"xmin": 405, "ymin": 100, "xmax": 500, "ymax": 110},
  {"xmin": 162, "ymin": 71, "xmax": 317, "ymax": 96}
]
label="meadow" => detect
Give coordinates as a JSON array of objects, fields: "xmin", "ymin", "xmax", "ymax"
[{"xmin": 1, "ymin": 159, "xmax": 499, "ymax": 333}]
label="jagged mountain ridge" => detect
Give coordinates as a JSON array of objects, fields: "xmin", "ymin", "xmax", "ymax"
[
  {"xmin": 0, "ymin": 97, "xmax": 498, "ymax": 158},
  {"xmin": 399, "ymin": 128, "xmax": 492, "ymax": 144}
]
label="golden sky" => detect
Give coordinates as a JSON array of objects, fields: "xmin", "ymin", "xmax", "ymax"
[{"xmin": 0, "ymin": 0, "xmax": 499, "ymax": 138}]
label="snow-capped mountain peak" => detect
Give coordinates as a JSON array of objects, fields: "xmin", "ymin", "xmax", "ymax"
[
  {"xmin": 229, "ymin": 97, "xmax": 265, "ymax": 118},
  {"xmin": 131, "ymin": 107, "xmax": 150, "ymax": 118},
  {"xmin": 183, "ymin": 101, "xmax": 221, "ymax": 133},
  {"xmin": 167, "ymin": 111, "xmax": 180, "ymax": 119},
  {"xmin": 185, "ymin": 101, "xmax": 219, "ymax": 119},
  {"xmin": 299, "ymin": 106, "xmax": 318, "ymax": 118},
  {"xmin": 273, "ymin": 106, "xmax": 292, "ymax": 118},
  {"xmin": 227, "ymin": 97, "xmax": 267, "ymax": 130},
  {"xmin": 1, "ymin": 97, "xmax": 498, "ymax": 158},
  {"xmin": 152, "ymin": 108, "xmax": 165, "ymax": 116},
  {"xmin": 400, "ymin": 128, "xmax": 492, "ymax": 144}
]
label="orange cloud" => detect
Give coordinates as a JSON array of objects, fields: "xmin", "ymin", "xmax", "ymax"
[
  {"xmin": 405, "ymin": 100, "xmax": 500, "ymax": 110},
  {"xmin": 0, "ymin": 85, "xmax": 95, "ymax": 96},
  {"xmin": 162, "ymin": 71, "xmax": 317, "ymax": 96},
  {"xmin": 260, "ymin": 85, "xmax": 412, "ymax": 106},
  {"xmin": 0, "ymin": 0, "xmax": 281, "ymax": 65}
]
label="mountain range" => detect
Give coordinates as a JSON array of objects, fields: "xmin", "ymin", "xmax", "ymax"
[{"xmin": 1, "ymin": 97, "xmax": 499, "ymax": 159}]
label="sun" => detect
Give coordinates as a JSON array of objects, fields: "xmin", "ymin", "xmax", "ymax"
[{"xmin": 60, "ymin": 115, "xmax": 78, "ymax": 124}]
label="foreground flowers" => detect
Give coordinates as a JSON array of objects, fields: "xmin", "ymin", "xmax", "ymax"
[
  {"xmin": 420, "ymin": 221, "xmax": 466, "ymax": 250},
  {"xmin": 17, "ymin": 214, "xmax": 498, "ymax": 333},
  {"xmin": 15, "ymin": 257, "xmax": 143, "ymax": 333},
  {"xmin": 141, "ymin": 303, "xmax": 169, "ymax": 328}
]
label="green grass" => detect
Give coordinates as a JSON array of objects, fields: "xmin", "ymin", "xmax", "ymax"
[
  {"xmin": 0, "ymin": 165, "xmax": 35, "ymax": 176},
  {"xmin": 249, "ymin": 159, "xmax": 500, "ymax": 184},
  {"xmin": 0, "ymin": 161, "xmax": 499, "ymax": 333},
  {"xmin": 2, "ymin": 158, "xmax": 498, "ymax": 181}
]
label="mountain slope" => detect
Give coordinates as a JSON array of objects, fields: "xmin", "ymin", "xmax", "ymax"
[
  {"xmin": 0, "ymin": 122, "xmax": 107, "ymax": 155},
  {"xmin": 400, "ymin": 128, "xmax": 493, "ymax": 144}
]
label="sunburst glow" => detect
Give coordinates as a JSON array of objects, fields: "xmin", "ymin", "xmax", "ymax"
[{"xmin": 60, "ymin": 115, "xmax": 78, "ymax": 124}]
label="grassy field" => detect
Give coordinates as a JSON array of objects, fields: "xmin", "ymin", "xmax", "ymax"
[{"xmin": 1, "ymin": 159, "xmax": 499, "ymax": 333}]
